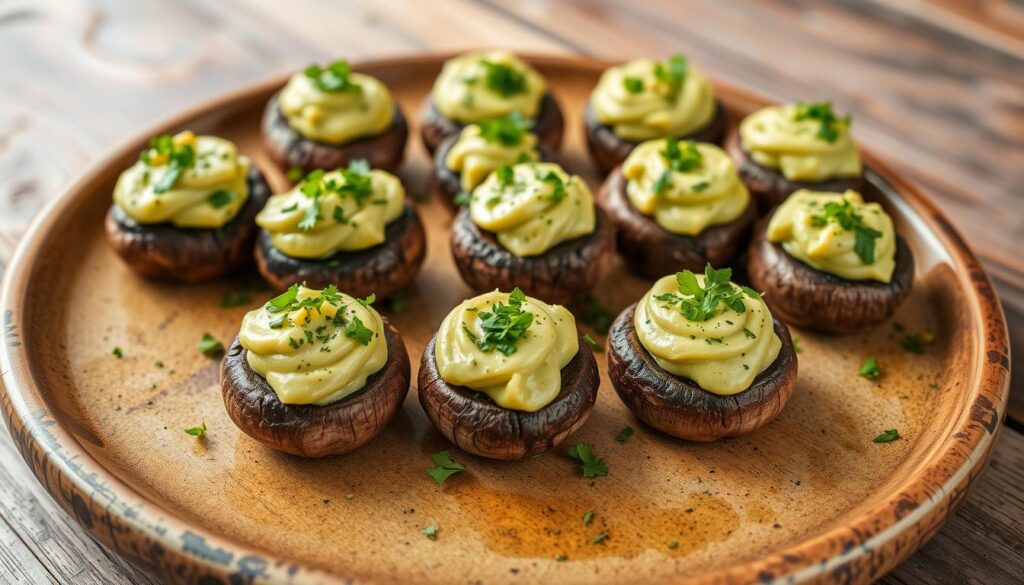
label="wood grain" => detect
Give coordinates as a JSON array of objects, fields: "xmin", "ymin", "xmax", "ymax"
[{"xmin": 0, "ymin": 0, "xmax": 1019, "ymax": 583}]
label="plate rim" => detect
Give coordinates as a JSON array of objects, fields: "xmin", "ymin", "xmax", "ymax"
[{"xmin": 0, "ymin": 52, "xmax": 1011, "ymax": 585}]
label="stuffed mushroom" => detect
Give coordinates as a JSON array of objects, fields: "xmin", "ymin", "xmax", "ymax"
[
  {"xmin": 607, "ymin": 265, "xmax": 798, "ymax": 441},
  {"xmin": 418, "ymin": 288, "xmax": 599, "ymax": 460},
  {"xmin": 254, "ymin": 160, "xmax": 426, "ymax": 299},
  {"xmin": 747, "ymin": 189, "xmax": 914, "ymax": 333},
  {"xmin": 450, "ymin": 161, "xmax": 614, "ymax": 305},
  {"xmin": 600, "ymin": 138, "xmax": 756, "ymax": 278},
  {"xmin": 105, "ymin": 131, "xmax": 270, "ymax": 282},
  {"xmin": 727, "ymin": 102, "xmax": 864, "ymax": 210},
  {"xmin": 420, "ymin": 51, "xmax": 564, "ymax": 156},
  {"xmin": 222, "ymin": 284, "xmax": 410, "ymax": 457},
  {"xmin": 262, "ymin": 59, "xmax": 408, "ymax": 174},
  {"xmin": 586, "ymin": 55, "xmax": 727, "ymax": 174}
]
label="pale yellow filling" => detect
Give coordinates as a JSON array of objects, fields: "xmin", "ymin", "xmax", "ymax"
[
  {"xmin": 113, "ymin": 133, "xmax": 250, "ymax": 228},
  {"xmin": 444, "ymin": 124, "xmax": 540, "ymax": 191},
  {"xmin": 434, "ymin": 290, "xmax": 578, "ymax": 412},
  {"xmin": 431, "ymin": 51, "xmax": 547, "ymax": 123},
  {"xmin": 255, "ymin": 167, "xmax": 405, "ymax": 259},
  {"xmin": 635, "ymin": 275, "xmax": 781, "ymax": 395},
  {"xmin": 279, "ymin": 70, "xmax": 395, "ymax": 144},
  {"xmin": 239, "ymin": 286, "xmax": 387, "ymax": 405},
  {"xmin": 622, "ymin": 140, "xmax": 749, "ymax": 236},
  {"xmin": 739, "ymin": 104, "xmax": 861, "ymax": 182},
  {"xmin": 766, "ymin": 189, "xmax": 897, "ymax": 283},
  {"xmin": 590, "ymin": 58, "xmax": 716, "ymax": 141},
  {"xmin": 468, "ymin": 162, "xmax": 595, "ymax": 257}
]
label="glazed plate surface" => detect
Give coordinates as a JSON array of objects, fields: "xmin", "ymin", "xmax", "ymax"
[{"xmin": 0, "ymin": 55, "xmax": 1010, "ymax": 585}]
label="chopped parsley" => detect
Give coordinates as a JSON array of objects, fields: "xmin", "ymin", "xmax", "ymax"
[
  {"xmin": 421, "ymin": 523, "xmax": 439, "ymax": 540},
  {"xmin": 477, "ymin": 111, "xmax": 532, "ymax": 146},
  {"xmin": 858, "ymin": 356, "xmax": 881, "ymax": 380},
  {"xmin": 873, "ymin": 429, "xmax": 900, "ymax": 443},
  {"xmin": 654, "ymin": 264, "xmax": 759, "ymax": 322},
  {"xmin": 582, "ymin": 333, "xmax": 603, "ymax": 352},
  {"xmin": 198, "ymin": 333, "xmax": 224, "ymax": 356},
  {"xmin": 286, "ymin": 167, "xmax": 304, "ymax": 182},
  {"xmin": 902, "ymin": 332, "xmax": 931, "ymax": 354},
  {"xmin": 809, "ymin": 198, "xmax": 881, "ymax": 265},
  {"xmin": 495, "ymin": 163, "xmax": 515, "ymax": 187},
  {"xmin": 184, "ymin": 422, "xmax": 207, "ymax": 437},
  {"xmin": 555, "ymin": 553, "xmax": 567, "ymax": 562},
  {"xmin": 538, "ymin": 170, "xmax": 568, "ymax": 202},
  {"xmin": 567, "ymin": 442, "xmax": 608, "ymax": 478},
  {"xmin": 582, "ymin": 510, "xmax": 595, "ymax": 526},
  {"xmin": 591, "ymin": 532, "xmax": 610, "ymax": 545},
  {"xmin": 743, "ymin": 327, "xmax": 757, "ymax": 339},
  {"xmin": 481, "ymin": 60, "xmax": 527, "ymax": 97},
  {"xmin": 343, "ymin": 316, "xmax": 374, "ymax": 345},
  {"xmin": 426, "ymin": 451, "xmax": 466, "ymax": 484},
  {"xmin": 615, "ymin": 426, "xmax": 634, "ymax": 443},
  {"xmin": 140, "ymin": 133, "xmax": 196, "ymax": 193},
  {"xmin": 453, "ymin": 191, "xmax": 472, "ymax": 206},
  {"xmin": 653, "ymin": 54, "xmax": 689, "ymax": 101},
  {"xmin": 623, "ymin": 76, "xmax": 644, "ymax": 94},
  {"xmin": 668, "ymin": 540, "xmax": 679, "ymax": 550},
  {"xmin": 304, "ymin": 60, "xmax": 361, "ymax": 93},
  {"xmin": 792, "ymin": 337, "xmax": 802, "ymax": 354},
  {"xmin": 296, "ymin": 160, "xmax": 375, "ymax": 230},
  {"xmin": 155, "ymin": 360, "xmax": 164, "ymax": 369},
  {"xmin": 793, "ymin": 101, "xmax": 850, "ymax": 143},
  {"xmin": 112, "ymin": 347, "xmax": 123, "ymax": 359},
  {"xmin": 207, "ymin": 189, "xmax": 239, "ymax": 209},
  {"xmin": 652, "ymin": 138, "xmax": 704, "ymax": 194},
  {"xmin": 466, "ymin": 288, "xmax": 533, "ymax": 356}
]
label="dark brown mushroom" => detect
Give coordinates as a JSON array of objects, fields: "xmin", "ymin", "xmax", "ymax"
[
  {"xmin": 417, "ymin": 334, "xmax": 599, "ymax": 460},
  {"xmin": 747, "ymin": 218, "xmax": 914, "ymax": 334},
  {"xmin": 105, "ymin": 166, "xmax": 271, "ymax": 282},
  {"xmin": 432, "ymin": 135, "xmax": 552, "ymax": 212},
  {"xmin": 418, "ymin": 93, "xmax": 565, "ymax": 156},
  {"xmin": 449, "ymin": 206, "xmax": 615, "ymax": 306},
  {"xmin": 725, "ymin": 130, "xmax": 865, "ymax": 212},
  {"xmin": 599, "ymin": 165, "xmax": 757, "ymax": 278},
  {"xmin": 584, "ymin": 101, "xmax": 728, "ymax": 175},
  {"xmin": 607, "ymin": 304, "xmax": 798, "ymax": 441},
  {"xmin": 254, "ymin": 203, "xmax": 427, "ymax": 298},
  {"xmin": 221, "ymin": 317, "xmax": 410, "ymax": 458},
  {"xmin": 261, "ymin": 92, "xmax": 408, "ymax": 174}
]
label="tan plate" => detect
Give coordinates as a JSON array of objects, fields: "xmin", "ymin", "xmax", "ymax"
[{"xmin": 0, "ymin": 54, "xmax": 1011, "ymax": 585}]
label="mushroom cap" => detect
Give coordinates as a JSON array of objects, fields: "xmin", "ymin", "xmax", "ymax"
[
  {"xmin": 584, "ymin": 101, "xmax": 727, "ymax": 175},
  {"xmin": 105, "ymin": 165, "xmax": 271, "ymax": 282},
  {"xmin": 417, "ymin": 334, "xmax": 600, "ymax": 460},
  {"xmin": 418, "ymin": 92, "xmax": 564, "ymax": 156},
  {"xmin": 431, "ymin": 135, "xmax": 553, "ymax": 212},
  {"xmin": 599, "ymin": 164, "xmax": 757, "ymax": 279},
  {"xmin": 261, "ymin": 92, "xmax": 408, "ymax": 174},
  {"xmin": 725, "ymin": 130, "xmax": 865, "ymax": 212},
  {"xmin": 747, "ymin": 218, "xmax": 915, "ymax": 334},
  {"xmin": 221, "ymin": 316, "xmax": 411, "ymax": 458},
  {"xmin": 254, "ymin": 203, "xmax": 427, "ymax": 298},
  {"xmin": 607, "ymin": 303, "xmax": 798, "ymax": 442},
  {"xmin": 449, "ymin": 205, "xmax": 615, "ymax": 306}
]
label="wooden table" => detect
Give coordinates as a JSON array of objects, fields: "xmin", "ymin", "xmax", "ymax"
[{"xmin": 0, "ymin": 1, "xmax": 1020, "ymax": 583}]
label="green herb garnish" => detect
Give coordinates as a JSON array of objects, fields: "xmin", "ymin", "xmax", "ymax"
[
  {"xmin": 654, "ymin": 264, "xmax": 758, "ymax": 322},
  {"xmin": 495, "ymin": 164, "xmax": 515, "ymax": 187},
  {"xmin": 668, "ymin": 540, "xmax": 679, "ymax": 550},
  {"xmin": 477, "ymin": 111, "xmax": 532, "ymax": 146},
  {"xmin": 537, "ymin": 169, "xmax": 567, "ymax": 202},
  {"xmin": 468, "ymin": 288, "xmax": 533, "ymax": 356},
  {"xmin": 453, "ymin": 191, "xmax": 472, "ymax": 206},
  {"xmin": 808, "ymin": 198, "xmax": 881, "ymax": 265},
  {"xmin": 873, "ymin": 429, "xmax": 900, "ymax": 443},
  {"xmin": 555, "ymin": 553, "xmax": 567, "ymax": 562},
  {"xmin": 343, "ymin": 316, "xmax": 374, "ymax": 345},
  {"xmin": 623, "ymin": 76, "xmax": 644, "ymax": 94},
  {"xmin": 198, "ymin": 333, "xmax": 224, "ymax": 356},
  {"xmin": 304, "ymin": 60, "xmax": 361, "ymax": 93},
  {"xmin": 286, "ymin": 167, "xmax": 304, "ymax": 182},
  {"xmin": 184, "ymin": 422, "xmax": 207, "ymax": 437},
  {"xmin": 653, "ymin": 54, "xmax": 688, "ymax": 101},
  {"xmin": 112, "ymin": 347, "xmax": 123, "ymax": 359},
  {"xmin": 140, "ymin": 134, "xmax": 196, "ymax": 194},
  {"xmin": 591, "ymin": 532, "xmax": 609, "ymax": 545},
  {"xmin": 481, "ymin": 60, "xmax": 527, "ymax": 97},
  {"xmin": 793, "ymin": 101, "xmax": 850, "ymax": 143},
  {"xmin": 567, "ymin": 442, "xmax": 608, "ymax": 478},
  {"xmin": 858, "ymin": 356, "xmax": 881, "ymax": 380},
  {"xmin": 902, "ymin": 332, "xmax": 931, "ymax": 354},
  {"xmin": 426, "ymin": 451, "xmax": 466, "ymax": 484},
  {"xmin": 421, "ymin": 523, "xmax": 439, "ymax": 540},
  {"xmin": 296, "ymin": 160, "xmax": 375, "ymax": 230},
  {"xmin": 582, "ymin": 510, "xmax": 595, "ymax": 526},
  {"xmin": 615, "ymin": 426, "xmax": 634, "ymax": 443},
  {"xmin": 207, "ymin": 190, "xmax": 239, "ymax": 209},
  {"xmin": 582, "ymin": 333, "xmax": 603, "ymax": 352}
]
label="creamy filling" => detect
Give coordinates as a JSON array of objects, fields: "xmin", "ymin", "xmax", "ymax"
[
  {"xmin": 279, "ymin": 62, "xmax": 395, "ymax": 144},
  {"xmin": 739, "ymin": 103, "xmax": 861, "ymax": 182},
  {"xmin": 444, "ymin": 120, "xmax": 540, "ymax": 192},
  {"xmin": 239, "ymin": 284, "xmax": 387, "ymax": 405},
  {"xmin": 431, "ymin": 51, "xmax": 547, "ymax": 123}
]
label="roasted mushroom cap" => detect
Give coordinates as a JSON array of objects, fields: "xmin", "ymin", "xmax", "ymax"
[
  {"xmin": 747, "ymin": 220, "xmax": 915, "ymax": 334},
  {"xmin": 607, "ymin": 304, "xmax": 798, "ymax": 442},
  {"xmin": 725, "ymin": 130, "xmax": 865, "ymax": 212},
  {"xmin": 417, "ymin": 334, "xmax": 599, "ymax": 460},
  {"xmin": 105, "ymin": 166, "xmax": 271, "ymax": 282},
  {"xmin": 584, "ymin": 101, "xmax": 728, "ymax": 175},
  {"xmin": 254, "ymin": 203, "xmax": 427, "ymax": 298},
  {"xmin": 432, "ymin": 136, "xmax": 552, "ymax": 212},
  {"xmin": 600, "ymin": 165, "xmax": 756, "ymax": 278},
  {"xmin": 419, "ymin": 93, "xmax": 565, "ymax": 156},
  {"xmin": 449, "ymin": 206, "xmax": 615, "ymax": 306},
  {"xmin": 261, "ymin": 93, "xmax": 408, "ymax": 174},
  {"xmin": 221, "ymin": 317, "xmax": 410, "ymax": 458}
]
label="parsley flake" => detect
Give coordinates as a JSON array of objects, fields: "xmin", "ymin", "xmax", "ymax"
[
  {"xmin": 591, "ymin": 532, "xmax": 610, "ymax": 545},
  {"xmin": 468, "ymin": 288, "xmax": 533, "ymax": 355},
  {"xmin": 198, "ymin": 333, "xmax": 224, "ymax": 356},
  {"xmin": 481, "ymin": 60, "xmax": 527, "ymax": 97},
  {"xmin": 582, "ymin": 510, "xmax": 595, "ymax": 526},
  {"xmin": 421, "ymin": 523, "xmax": 439, "ymax": 540},
  {"xmin": 582, "ymin": 333, "xmax": 604, "ymax": 352},
  {"xmin": 567, "ymin": 442, "xmax": 608, "ymax": 478},
  {"xmin": 184, "ymin": 422, "xmax": 207, "ymax": 437},
  {"xmin": 304, "ymin": 60, "xmax": 361, "ymax": 93},
  {"xmin": 426, "ymin": 451, "xmax": 466, "ymax": 484},
  {"xmin": 873, "ymin": 429, "xmax": 900, "ymax": 443},
  {"xmin": 615, "ymin": 426, "xmax": 634, "ymax": 443},
  {"xmin": 653, "ymin": 55, "xmax": 688, "ymax": 101},
  {"xmin": 793, "ymin": 101, "xmax": 850, "ymax": 143},
  {"xmin": 477, "ymin": 111, "xmax": 532, "ymax": 146},
  {"xmin": 344, "ymin": 316, "xmax": 374, "ymax": 345},
  {"xmin": 112, "ymin": 347, "xmax": 123, "ymax": 359},
  {"xmin": 623, "ymin": 76, "xmax": 644, "ymax": 94},
  {"xmin": 858, "ymin": 356, "xmax": 881, "ymax": 380},
  {"xmin": 654, "ymin": 264, "xmax": 754, "ymax": 322}
]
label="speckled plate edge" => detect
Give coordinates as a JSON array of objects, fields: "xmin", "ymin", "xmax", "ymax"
[{"xmin": 0, "ymin": 54, "xmax": 1010, "ymax": 585}]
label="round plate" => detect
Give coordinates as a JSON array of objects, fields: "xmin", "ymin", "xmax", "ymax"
[{"xmin": 0, "ymin": 54, "xmax": 1010, "ymax": 585}]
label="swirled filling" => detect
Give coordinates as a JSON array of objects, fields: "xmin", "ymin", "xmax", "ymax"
[
  {"xmin": 239, "ymin": 284, "xmax": 386, "ymax": 405},
  {"xmin": 739, "ymin": 102, "xmax": 861, "ymax": 182},
  {"xmin": 590, "ymin": 55, "xmax": 716, "ymax": 142},
  {"xmin": 432, "ymin": 51, "xmax": 547, "ymax": 124},
  {"xmin": 255, "ymin": 161, "xmax": 405, "ymax": 259},
  {"xmin": 434, "ymin": 288, "xmax": 578, "ymax": 412},
  {"xmin": 444, "ymin": 113, "xmax": 540, "ymax": 192},
  {"xmin": 622, "ymin": 138, "xmax": 749, "ymax": 235},
  {"xmin": 635, "ymin": 266, "xmax": 781, "ymax": 395},
  {"xmin": 113, "ymin": 132, "xmax": 250, "ymax": 228},
  {"xmin": 468, "ymin": 162, "xmax": 595, "ymax": 257},
  {"xmin": 766, "ymin": 189, "xmax": 896, "ymax": 283},
  {"xmin": 279, "ymin": 60, "xmax": 395, "ymax": 144}
]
